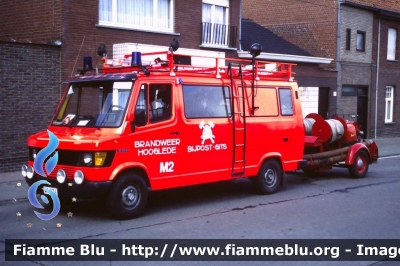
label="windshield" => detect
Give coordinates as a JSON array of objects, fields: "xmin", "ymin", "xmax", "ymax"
[{"xmin": 53, "ymin": 81, "xmax": 132, "ymax": 127}]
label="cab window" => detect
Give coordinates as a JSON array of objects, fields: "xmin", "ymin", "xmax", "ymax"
[{"xmin": 134, "ymin": 83, "xmax": 172, "ymax": 126}]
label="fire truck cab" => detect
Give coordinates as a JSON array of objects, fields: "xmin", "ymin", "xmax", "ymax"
[{"xmin": 22, "ymin": 43, "xmax": 307, "ymax": 219}]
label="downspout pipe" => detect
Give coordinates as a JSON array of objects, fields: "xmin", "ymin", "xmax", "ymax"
[
  {"xmin": 374, "ymin": 18, "xmax": 381, "ymax": 139},
  {"xmin": 238, "ymin": 0, "xmax": 242, "ymax": 51},
  {"xmin": 335, "ymin": 0, "xmax": 342, "ymax": 116}
]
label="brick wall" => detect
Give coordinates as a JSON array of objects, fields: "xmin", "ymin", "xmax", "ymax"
[
  {"xmin": 61, "ymin": 0, "xmax": 240, "ymax": 82},
  {"xmin": 242, "ymin": 0, "xmax": 338, "ymax": 61},
  {"xmin": 368, "ymin": 16, "xmax": 400, "ymax": 138},
  {"xmin": 0, "ymin": 0, "xmax": 62, "ymax": 44},
  {"xmin": 242, "ymin": 0, "xmax": 400, "ymax": 137},
  {"xmin": 340, "ymin": 6, "xmax": 374, "ymax": 63},
  {"xmin": 1, "ymin": 0, "xmax": 240, "ymax": 87},
  {"xmin": 0, "ymin": 0, "xmax": 243, "ymax": 173},
  {"xmin": 0, "ymin": 42, "xmax": 61, "ymax": 173},
  {"xmin": 347, "ymin": 0, "xmax": 400, "ymax": 12}
]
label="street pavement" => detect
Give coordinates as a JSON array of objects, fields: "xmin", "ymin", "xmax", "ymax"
[{"xmin": 0, "ymin": 137, "xmax": 399, "ymax": 266}]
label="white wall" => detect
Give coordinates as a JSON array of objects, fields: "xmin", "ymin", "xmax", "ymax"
[{"xmin": 299, "ymin": 87, "xmax": 319, "ymax": 117}]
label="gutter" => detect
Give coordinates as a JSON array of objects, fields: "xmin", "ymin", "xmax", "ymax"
[
  {"xmin": 239, "ymin": 0, "xmax": 242, "ymax": 51},
  {"xmin": 374, "ymin": 18, "xmax": 381, "ymax": 139},
  {"xmin": 336, "ymin": 0, "xmax": 342, "ymax": 115},
  {"xmin": 237, "ymin": 51, "xmax": 333, "ymax": 64}
]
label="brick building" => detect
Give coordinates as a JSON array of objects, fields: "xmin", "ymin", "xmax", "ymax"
[
  {"xmin": 0, "ymin": 42, "xmax": 61, "ymax": 172},
  {"xmin": 242, "ymin": 0, "xmax": 400, "ymax": 138},
  {"xmin": 239, "ymin": 18, "xmax": 335, "ymax": 119},
  {"xmin": 0, "ymin": 0, "xmax": 241, "ymax": 172}
]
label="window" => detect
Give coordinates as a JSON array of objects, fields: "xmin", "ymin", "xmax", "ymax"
[
  {"xmin": 385, "ymin": 86, "xmax": 394, "ymax": 123},
  {"xmin": 99, "ymin": 0, "xmax": 174, "ymax": 32},
  {"xmin": 356, "ymin": 31, "xmax": 365, "ymax": 52},
  {"xmin": 53, "ymin": 81, "xmax": 132, "ymax": 127},
  {"xmin": 346, "ymin": 29, "xmax": 351, "ymax": 50},
  {"xmin": 342, "ymin": 86, "xmax": 357, "ymax": 96},
  {"xmin": 342, "ymin": 86, "xmax": 367, "ymax": 96},
  {"xmin": 279, "ymin": 88, "xmax": 294, "ymax": 116},
  {"xmin": 183, "ymin": 85, "xmax": 231, "ymax": 118},
  {"xmin": 387, "ymin": 28, "xmax": 397, "ymax": 60},
  {"xmin": 134, "ymin": 84, "xmax": 172, "ymax": 126},
  {"xmin": 202, "ymin": 0, "xmax": 230, "ymax": 46},
  {"xmin": 242, "ymin": 87, "xmax": 279, "ymax": 116}
]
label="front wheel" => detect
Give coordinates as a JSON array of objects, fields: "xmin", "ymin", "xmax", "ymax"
[
  {"xmin": 252, "ymin": 160, "xmax": 282, "ymax": 194},
  {"xmin": 106, "ymin": 173, "xmax": 148, "ymax": 219},
  {"xmin": 348, "ymin": 149, "xmax": 369, "ymax": 178}
]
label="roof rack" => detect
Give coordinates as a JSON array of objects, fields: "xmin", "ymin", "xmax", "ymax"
[{"xmin": 101, "ymin": 50, "xmax": 296, "ymax": 81}]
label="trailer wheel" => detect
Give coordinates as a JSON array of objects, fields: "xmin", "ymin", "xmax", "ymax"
[
  {"xmin": 253, "ymin": 160, "xmax": 282, "ymax": 194},
  {"xmin": 348, "ymin": 149, "xmax": 369, "ymax": 178},
  {"xmin": 106, "ymin": 173, "xmax": 148, "ymax": 219}
]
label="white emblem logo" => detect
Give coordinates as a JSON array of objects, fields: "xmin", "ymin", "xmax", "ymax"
[{"xmin": 199, "ymin": 120, "xmax": 215, "ymax": 144}]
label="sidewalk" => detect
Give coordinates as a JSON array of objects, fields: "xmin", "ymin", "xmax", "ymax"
[
  {"xmin": 373, "ymin": 137, "xmax": 400, "ymax": 157},
  {"xmin": 1, "ymin": 137, "xmax": 399, "ymax": 183}
]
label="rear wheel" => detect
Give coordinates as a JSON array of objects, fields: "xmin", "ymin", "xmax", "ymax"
[
  {"xmin": 106, "ymin": 173, "xmax": 148, "ymax": 219},
  {"xmin": 348, "ymin": 149, "xmax": 369, "ymax": 178},
  {"xmin": 253, "ymin": 160, "xmax": 282, "ymax": 194}
]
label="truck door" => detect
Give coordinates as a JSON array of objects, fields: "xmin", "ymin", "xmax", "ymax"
[
  {"xmin": 131, "ymin": 82, "xmax": 182, "ymax": 189},
  {"xmin": 178, "ymin": 84, "xmax": 233, "ymax": 184}
]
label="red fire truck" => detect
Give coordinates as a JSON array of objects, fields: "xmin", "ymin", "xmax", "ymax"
[{"xmin": 21, "ymin": 42, "xmax": 378, "ymax": 219}]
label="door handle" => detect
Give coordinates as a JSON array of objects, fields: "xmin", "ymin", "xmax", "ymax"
[
  {"xmin": 170, "ymin": 131, "xmax": 180, "ymax": 135},
  {"xmin": 283, "ymin": 137, "xmax": 288, "ymax": 142}
]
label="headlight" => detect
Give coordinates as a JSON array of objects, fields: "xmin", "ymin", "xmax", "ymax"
[
  {"xmin": 83, "ymin": 153, "xmax": 93, "ymax": 166},
  {"xmin": 21, "ymin": 165, "xmax": 27, "ymax": 177},
  {"xmin": 74, "ymin": 170, "xmax": 84, "ymax": 184},
  {"xmin": 26, "ymin": 166, "xmax": 34, "ymax": 179},
  {"xmin": 94, "ymin": 152, "xmax": 107, "ymax": 166},
  {"xmin": 57, "ymin": 169, "xmax": 66, "ymax": 183}
]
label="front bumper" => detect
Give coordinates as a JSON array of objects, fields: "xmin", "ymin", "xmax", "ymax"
[{"xmin": 24, "ymin": 174, "xmax": 112, "ymax": 200}]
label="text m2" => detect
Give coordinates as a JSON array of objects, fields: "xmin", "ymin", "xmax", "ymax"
[{"xmin": 160, "ymin": 161, "xmax": 174, "ymax": 173}]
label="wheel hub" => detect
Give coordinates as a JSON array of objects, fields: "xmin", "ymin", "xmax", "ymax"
[
  {"xmin": 264, "ymin": 169, "xmax": 276, "ymax": 186},
  {"xmin": 357, "ymin": 158, "xmax": 364, "ymax": 169},
  {"xmin": 122, "ymin": 185, "xmax": 139, "ymax": 208}
]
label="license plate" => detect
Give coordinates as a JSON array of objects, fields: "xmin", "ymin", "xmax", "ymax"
[{"xmin": 43, "ymin": 186, "xmax": 58, "ymax": 195}]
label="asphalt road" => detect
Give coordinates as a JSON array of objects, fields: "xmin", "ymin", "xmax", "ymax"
[{"xmin": 0, "ymin": 139, "xmax": 399, "ymax": 266}]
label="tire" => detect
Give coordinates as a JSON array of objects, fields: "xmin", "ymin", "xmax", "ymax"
[
  {"xmin": 348, "ymin": 149, "xmax": 369, "ymax": 178},
  {"xmin": 106, "ymin": 173, "xmax": 148, "ymax": 219},
  {"xmin": 253, "ymin": 160, "xmax": 282, "ymax": 194}
]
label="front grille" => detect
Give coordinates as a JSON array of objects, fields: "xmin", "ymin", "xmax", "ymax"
[
  {"xmin": 29, "ymin": 148, "xmax": 115, "ymax": 167},
  {"xmin": 47, "ymin": 165, "xmax": 75, "ymax": 179}
]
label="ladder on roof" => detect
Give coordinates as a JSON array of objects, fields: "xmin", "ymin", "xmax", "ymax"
[{"xmin": 228, "ymin": 63, "xmax": 246, "ymax": 176}]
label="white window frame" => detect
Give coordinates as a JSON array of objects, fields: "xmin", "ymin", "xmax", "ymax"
[
  {"xmin": 99, "ymin": 0, "xmax": 174, "ymax": 33},
  {"xmin": 202, "ymin": 0, "xmax": 229, "ymax": 23},
  {"xmin": 201, "ymin": 0, "xmax": 230, "ymax": 47},
  {"xmin": 387, "ymin": 28, "xmax": 397, "ymax": 60},
  {"xmin": 385, "ymin": 86, "xmax": 394, "ymax": 123}
]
